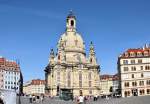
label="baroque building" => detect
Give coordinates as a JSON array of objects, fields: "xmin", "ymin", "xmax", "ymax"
[
  {"xmin": 118, "ymin": 44, "xmax": 150, "ymax": 97},
  {"xmin": 45, "ymin": 12, "xmax": 100, "ymax": 96}
]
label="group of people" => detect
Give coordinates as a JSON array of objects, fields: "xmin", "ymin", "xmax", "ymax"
[
  {"xmin": 77, "ymin": 94, "xmax": 99, "ymax": 104},
  {"xmin": 29, "ymin": 95, "xmax": 44, "ymax": 103},
  {"xmin": 28, "ymin": 93, "xmax": 99, "ymax": 104}
]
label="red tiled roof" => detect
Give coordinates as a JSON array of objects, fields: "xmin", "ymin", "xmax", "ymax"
[
  {"xmin": 100, "ymin": 74, "xmax": 119, "ymax": 80},
  {"xmin": 120, "ymin": 47, "xmax": 150, "ymax": 58},
  {"xmin": 0, "ymin": 57, "xmax": 20, "ymax": 71},
  {"xmin": 100, "ymin": 75, "xmax": 113, "ymax": 80},
  {"xmin": 112, "ymin": 74, "xmax": 119, "ymax": 80},
  {"xmin": 31, "ymin": 79, "xmax": 45, "ymax": 85},
  {"xmin": 127, "ymin": 49, "xmax": 144, "ymax": 53}
]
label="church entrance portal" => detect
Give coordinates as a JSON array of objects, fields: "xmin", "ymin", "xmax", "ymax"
[{"xmin": 60, "ymin": 89, "xmax": 73, "ymax": 101}]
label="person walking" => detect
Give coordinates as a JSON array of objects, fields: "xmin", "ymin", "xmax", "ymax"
[
  {"xmin": 78, "ymin": 93, "xmax": 84, "ymax": 104},
  {"xmin": 29, "ymin": 95, "xmax": 32, "ymax": 103}
]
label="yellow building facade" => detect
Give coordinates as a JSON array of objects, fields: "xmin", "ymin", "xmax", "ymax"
[
  {"xmin": 23, "ymin": 79, "xmax": 45, "ymax": 95},
  {"xmin": 45, "ymin": 12, "xmax": 100, "ymax": 97}
]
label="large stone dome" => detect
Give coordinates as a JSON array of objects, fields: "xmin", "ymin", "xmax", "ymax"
[
  {"xmin": 58, "ymin": 32, "xmax": 85, "ymax": 54},
  {"xmin": 56, "ymin": 12, "xmax": 87, "ymax": 64}
]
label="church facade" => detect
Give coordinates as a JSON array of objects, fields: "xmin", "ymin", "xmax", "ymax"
[{"xmin": 45, "ymin": 12, "xmax": 100, "ymax": 97}]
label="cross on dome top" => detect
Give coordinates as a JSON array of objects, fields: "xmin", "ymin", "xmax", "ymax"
[{"xmin": 67, "ymin": 10, "xmax": 76, "ymax": 19}]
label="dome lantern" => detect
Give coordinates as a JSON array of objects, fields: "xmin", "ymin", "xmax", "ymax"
[{"xmin": 66, "ymin": 10, "xmax": 76, "ymax": 32}]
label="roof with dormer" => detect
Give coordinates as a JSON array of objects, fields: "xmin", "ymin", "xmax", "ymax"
[
  {"xmin": 0, "ymin": 57, "xmax": 20, "ymax": 71},
  {"xmin": 119, "ymin": 44, "xmax": 150, "ymax": 58}
]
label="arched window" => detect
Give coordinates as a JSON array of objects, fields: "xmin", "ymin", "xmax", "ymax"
[
  {"xmin": 125, "ymin": 91, "xmax": 128, "ymax": 97},
  {"xmin": 89, "ymin": 81, "xmax": 92, "ymax": 87},
  {"xmin": 68, "ymin": 71, "xmax": 71, "ymax": 87},
  {"xmin": 58, "ymin": 55, "xmax": 60, "ymax": 60},
  {"xmin": 71, "ymin": 20, "xmax": 74, "ymax": 26},
  {"xmin": 79, "ymin": 72, "xmax": 82, "ymax": 87},
  {"xmin": 90, "ymin": 58, "xmax": 92, "ymax": 63},
  {"xmin": 57, "ymin": 71, "xmax": 60, "ymax": 84},
  {"xmin": 88, "ymin": 72, "xmax": 92, "ymax": 80}
]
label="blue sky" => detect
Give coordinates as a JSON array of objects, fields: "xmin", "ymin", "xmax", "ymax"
[{"xmin": 0, "ymin": 0, "xmax": 150, "ymax": 82}]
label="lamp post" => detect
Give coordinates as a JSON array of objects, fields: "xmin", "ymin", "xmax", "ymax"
[{"xmin": 18, "ymin": 79, "xmax": 21, "ymax": 104}]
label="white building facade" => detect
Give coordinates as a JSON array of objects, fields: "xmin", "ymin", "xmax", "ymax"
[
  {"xmin": 0, "ymin": 57, "xmax": 22, "ymax": 94},
  {"xmin": 118, "ymin": 45, "xmax": 150, "ymax": 97}
]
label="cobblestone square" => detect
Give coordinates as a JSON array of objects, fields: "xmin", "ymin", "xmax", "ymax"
[{"xmin": 17, "ymin": 96, "xmax": 150, "ymax": 104}]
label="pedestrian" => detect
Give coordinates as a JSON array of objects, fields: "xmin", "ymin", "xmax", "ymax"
[
  {"xmin": 78, "ymin": 93, "xmax": 84, "ymax": 104},
  {"xmin": 32, "ymin": 95, "xmax": 36, "ymax": 103},
  {"xmin": 95, "ymin": 94, "xmax": 98, "ymax": 101},
  {"xmin": 29, "ymin": 95, "xmax": 32, "ymax": 103},
  {"xmin": 40, "ymin": 95, "xmax": 44, "ymax": 103}
]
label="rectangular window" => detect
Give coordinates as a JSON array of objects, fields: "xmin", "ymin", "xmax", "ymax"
[
  {"xmin": 141, "ymin": 66, "xmax": 143, "ymax": 70},
  {"xmin": 124, "ymin": 82, "xmax": 129, "ymax": 87},
  {"xmin": 123, "ymin": 60, "xmax": 128, "ymax": 64},
  {"xmin": 145, "ymin": 66, "xmax": 150, "ymax": 70},
  {"xmin": 147, "ymin": 80, "xmax": 150, "ymax": 85},
  {"xmin": 132, "ymin": 82, "xmax": 137, "ymax": 86},
  {"xmin": 124, "ymin": 67, "xmax": 129, "ymax": 72},
  {"xmin": 89, "ymin": 90, "xmax": 92, "ymax": 95},
  {"xmin": 132, "ymin": 74, "xmax": 135, "ymax": 78},
  {"xmin": 130, "ymin": 52, "xmax": 135, "ymax": 57},
  {"xmin": 131, "ymin": 60, "xmax": 135, "ymax": 64},
  {"xmin": 141, "ymin": 73, "xmax": 144, "ymax": 78},
  {"xmin": 140, "ymin": 89, "xmax": 145, "ymax": 95},
  {"xmin": 147, "ymin": 89, "xmax": 150, "ymax": 94},
  {"xmin": 139, "ymin": 81, "xmax": 144, "ymax": 86},
  {"xmin": 138, "ymin": 59, "xmax": 142, "ymax": 64},
  {"xmin": 131, "ymin": 67, "xmax": 136, "ymax": 71}
]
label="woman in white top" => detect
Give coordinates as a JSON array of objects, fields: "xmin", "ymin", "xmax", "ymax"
[{"xmin": 78, "ymin": 93, "xmax": 84, "ymax": 104}]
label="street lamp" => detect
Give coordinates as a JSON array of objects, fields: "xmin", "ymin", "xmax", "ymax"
[{"xmin": 18, "ymin": 78, "xmax": 22, "ymax": 104}]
